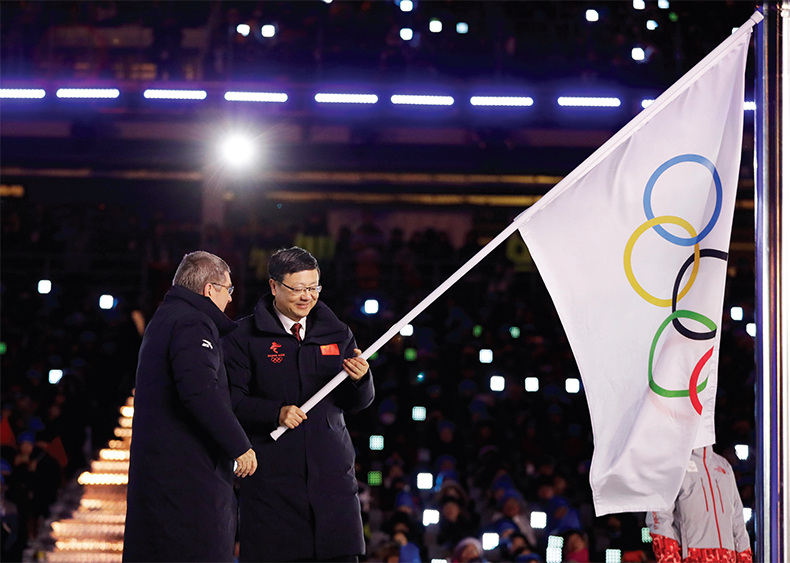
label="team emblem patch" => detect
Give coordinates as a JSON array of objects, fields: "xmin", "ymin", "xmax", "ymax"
[
  {"xmin": 268, "ymin": 342, "xmax": 286, "ymax": 364},
  {"xmin": 320, "ymin": 343, "xmax": 340, "ymax": 356}
]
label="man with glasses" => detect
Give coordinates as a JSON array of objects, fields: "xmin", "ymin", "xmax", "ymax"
[
  {"xmin": 223, "ymin": 246, "xmax": 374, "ymax": 562},
  {"xmin": 124, "ymin": 251, "xmax": 257, "ymax": 562}
]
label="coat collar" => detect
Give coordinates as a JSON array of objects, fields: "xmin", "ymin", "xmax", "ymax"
[
  {"xmin": 253, "ymin": 294, "xmax": 346, "ymax": 339},
  {"xmin": 165, "ymin": 285, "xmax": 238, "ymax": 337}
]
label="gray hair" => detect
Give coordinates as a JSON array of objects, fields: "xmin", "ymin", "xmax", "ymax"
[{"xmin": 172, "ymin": 251, "xmax": 230, "ymax": 294}]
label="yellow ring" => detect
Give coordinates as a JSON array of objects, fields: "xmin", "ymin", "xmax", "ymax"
[{"xmin": 624, "ymin": 215, "xmax": 700, "ymax": 307}]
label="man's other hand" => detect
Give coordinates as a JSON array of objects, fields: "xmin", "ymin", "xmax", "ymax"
[
  {"xmin": 235, "ymin": 448, "xmax": 257, "ymax": 478},
  {"xmin": 279, "ymin": 405, "xmax": 307, "ymax": 429},
  {"xmin": 343, "ymin": 349, "xmax": 369, "ymax": 381}
]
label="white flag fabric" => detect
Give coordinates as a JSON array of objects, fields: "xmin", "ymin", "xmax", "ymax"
[{"xmin": 516, "ymin": 14, "xmax": 760, "ymax": 516}]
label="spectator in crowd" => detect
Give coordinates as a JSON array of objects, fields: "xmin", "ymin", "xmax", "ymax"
[
  {"xmin": 123, "ymin": 251, "xmax": 257, "ymax": 563},
  {"xmin": 223, "ymin": 247, "xmax": 374, "ymax": 562}
]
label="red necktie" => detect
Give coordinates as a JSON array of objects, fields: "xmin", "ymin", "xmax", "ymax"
[{"xmin": 291, "ymin": 322, "xmax": 302, "ymax": 343}]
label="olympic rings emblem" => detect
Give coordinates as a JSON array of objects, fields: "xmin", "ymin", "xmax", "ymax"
[{"xmin": 624, "ymin": 154, "xmax": 728, "ymax": 415}]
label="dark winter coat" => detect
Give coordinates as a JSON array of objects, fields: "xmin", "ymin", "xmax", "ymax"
[
  {"xmin": 223, "ymin": 295, "xmax": 375, "ymax": 562},
  {"xmin": 123, "ymin": 285, "xmax": 252, "ymax": 563}
]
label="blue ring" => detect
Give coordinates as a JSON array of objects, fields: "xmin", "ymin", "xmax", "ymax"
[{"xmin": 643, "ymin": 154, "xmax": 722, "ymax": 246}]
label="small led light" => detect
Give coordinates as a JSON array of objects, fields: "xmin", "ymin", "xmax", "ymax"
[
  {"xmin": 417, "ymin": 472, "xmax": 433, "ymax": 490},
  {"xmin": 49, "ymin": 369, "xmax": 64, "ymax": 384},
  {"xmin": 400, "ymin": 28, "xmax": 414, "ymax": 41},
  {"xmin": 470, "ymin": 96, "xmax": 533, "ymax": 107},
  {"xmin": 368, "ymin": 471, "xmax": 382, "ymax": 486},
  {"xmin": 315, "ymin": 93, "xmax": 378, "ymax": 104},
  {"xmin": 369, "ymin": 435, "xmax": 384, "ymax": 450},
  {"xmin": 558, "ymin": 96, "xmax": 621, "ymax": 107},
  {"xmin": 566, "ymin": 378, "xmax": 581, "ymax": 394},
  {"xmin": 525, "ymin": 377, "xmax": 539, "ymax": 392},
  {"xmin": 56, "ymin": 88, "xmax": 119, "ymax": 99},
  {"xmin": 479, "ymin": 349, "xmax": 493, "ymax": 364},
  {"xmin": 225, "ymin": 91, "xmax": 287, "ymax": 103},
  {"xmin": 400, "ymin": 324, "xmax": 414, "ymax": 336},
  {"xmin": 38, "ymin": 279, "xmax": 52, "ymax": 294},
  {"xmin": 746, "ymin": 323, "xmax": 757, "ymax": 337},
  {"xmin": 731, "ymin": 306, "xmax": 744, "ymax": 321},
  {"xmin": 490, "ymin": 375, "xmax": 505, "ymax": 391},
  {"xmin": 743, "ymin": 507, "xmax": 753, "ymax": 522},
  {"xmin": 400, "ymin": 0, "xmax": 414, "ymax": 12},
  {"xmin": 632, "ymin": 47, "xmax": 646, "ymax": 62},
  {"xmin": 530, "ymin": 511, "xmax": 547, "ymax": 529},
  {"xmin": 744, "ymin": 101, "xmax": 756, "ymax": 111},
  {"xmin": 0, "ymin": 88, "xmax": 46, "ymax": 99},
  {"xmin": 647, "ymin": 20, "xmax": 658, "ymax": 31},
  {"xmin": 605, "ymin": 549, "xmax": 622, "ymax": 563},
  {"xmin": 735, "ymin": 444, "xmax": 749, "ymax": 460},
  {"xmin": 423, "ymin": 509, "xmax": 440, "ymax": 525},
  {"xmin": 143, "ymin": 89, "xmax": 207, "ymax": 100},
  {"xmin": 412, "ymin": 406, "xmax": 427, "ymax": 421},
  {"xmin": 429, "ymin": 19, "xmax": 442, "ymax": 33},
  {"xmin": 456, "ymin": 22, "xmax": 469, "ymax": 34},
  {"xmin": 642, "ymin": 99, "xmax": 656, "ymax": 108},
  {"xmin": 586, "ymin": 9, "xmax": 599, "ymax": 22},
  {"xmin": 99, "ymin": 294, "xmax": 115, "ymax": 310},
  {"xmin": 405, "ymin": 348, "xmax": 417, "ymax": 361},
  {"xmin": 261, "ymin": 24, "xmax": 276, "ymax": 38},
  {"xmin": 363, "ymin": 299, "xmax": 379, "ymax": 314},
  {"xmin": 481, "ymin": 532, "xmax": 499, "ymax": 550},
  {"xmin": 642, "ymin": 527, "xmax": 652, "ymax": 543},
  {"xmin": 236, "ymin": 23, "xmax": 250, "ymax": 36},
  {"xmin": 658, "ymin": 0, "xmax": 670, "ymax": 7},
  {"xmin": 633, "ymin": 0, "xmax": 645, "ymax": 9}
]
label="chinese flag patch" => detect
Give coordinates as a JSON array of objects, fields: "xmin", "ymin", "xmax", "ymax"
[{"xmin": 320, "ymin": 343, "xmax": 340, "ymax": 356}]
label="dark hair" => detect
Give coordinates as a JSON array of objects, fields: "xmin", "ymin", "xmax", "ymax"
[
  {"xmin": 173, "ymin": 251, "xmax": 230, "ymax": 293},
  {"xmin": 268, "ymin": 247, "xmax": 320, "ymax": 282}
]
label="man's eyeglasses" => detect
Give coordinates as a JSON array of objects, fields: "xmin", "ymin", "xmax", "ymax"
[
  {"xmin": 279, "ymin": 282, "xmax": 322, "ymax": 296},
  {"xmin": 211, "ymin": 282, "xmax": 234, "ymax": 296}
]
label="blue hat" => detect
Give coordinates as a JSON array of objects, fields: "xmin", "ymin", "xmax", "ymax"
[
  {"xmin": 495, "ymin": 518, "xmax": 519, "ymax": 535},
  {"xmin": 18, "ymin": 431, "xmax": 35, "ymax": 445},
  {"xmin": 436, "ymin": 469, "xmax": 460, "ymax": 488},
  {"xmin": 396, "ymin": 491, "xmax": 416, "ymax": 511},
  {"xmin": 491, "ymin": 473, "xmax": 515, "ymax": 491},
  {"xmin": 0, "ymin": 459, "xmax": 11, "ymax": 474},
  {"xmin": 498, "ymin": 488, "xmax": 525, "ymax": 508}
]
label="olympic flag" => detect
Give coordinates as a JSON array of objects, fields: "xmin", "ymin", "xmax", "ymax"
[{"xmin": 516, "ymin": 13, "xmax": 761, "ymax": 515}]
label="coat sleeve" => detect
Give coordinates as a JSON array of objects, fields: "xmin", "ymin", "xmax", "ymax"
[
  {"xmin": 223, "ymin": 328, "xmax": 283, "ymax": 431},
  {"xmin": 334, "ymin": 328, "xmax": 375, "ymax": 414},
  {"xmin": 726, "ymin": 463, "xmax": 752, "ymax": 558},
  {"xmin": 647, "ymin": 510, "xmax": 681, "ymax": 563},
  {"xmin": 169, "ymin": 317, "xmax": 251, "ymax": 460}
]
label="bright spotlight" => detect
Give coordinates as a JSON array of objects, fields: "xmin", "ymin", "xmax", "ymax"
[
  {"xmin": 400, "ymin": 0, "xmax": 414, "ymax": 12},
  {"xmin": 400, "ymin": 324, "xmax": 414, "ymax": 336},
  {"xmin": 530, "ymin": 511, "xmax": 547, "ymax": 529},
  {"xmin": 49, "ymin": 369, "xmax": 64, "ymax": 384},
  {"xmin": 481, "ymin": 533, "xmax": 499, "ymax": 551},
  {"xmin": 429, "ymin": 19, "xmax": 442, "ymax": 33},
  {"xmin": 417, "ymin": 472, "xmax": 433, "ymax": 490},
  {"xmin": 566, "ymin": 378, "xmax": 581, "ymax": 394},
  {"xmin": 412, "ymin": 406, "xmax": 427, "ymax": 421},
  {"xmin": 261, "ymin": 25, "xmax": 276, "ymax": 38},
  {"xmin": 220, "ymin": 135, "xmax": 257, "ymax": 167},
  {"xmin": 647, "ymin": 20, "xmax": 658, "ymax": 31},
  {"xmin": 746, "ymin": 323, "xmax": 757, "ymax": 337},
  {"xmin": 479, "ymin": 349, "xmax": 493, "ymax": 364},
  {"xmin": 586, "ymin": 9, "xmax": 599, "ymax": 22},
  {"xmin": 236, "ymin": 23, "xmax": 250, "ymax": 37},
  {"xmin": 735, "ymin": 444, "xmax": 749, "ymax": 460},
  {"xmin": 456, "ymin": 22, "xmax": 469, "ymax": 34},
  {"xmin": 730, "ymin": 306, "xmax": 744, "ymax": 321},
  {"xmin": 490, "ymin": 375, "xmax": 505, "ymax": 392},
  {"xmin": 632, "ymin": 47, "xmax": 646, "ymax": 61},
  {"xmin": 38, "ymin": 279, "xmax": 52, "ymax": 294},
  {"xmin": 525, "ymin": 377, "xmax": 539, "ymax": 392},
  {"xmin": 423, "ymin": 509, "xmax": 440, "ymax": 526},
  {"xmin": 99, "ymin": 295, "xmax": 115, "ymax": 310},
  {"xmin": 363, "ymin": 299, "xmax": 379, "ymax": 315},
  {"xmin": 400, "ymin": 28, "xmax": 414, "ymax": 41}
]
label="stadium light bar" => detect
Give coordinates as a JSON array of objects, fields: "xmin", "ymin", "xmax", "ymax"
[
  {"xmin": 0, "ymin": 88, "xmax": 46, "ymax": 99},
  {"xmin": 647, "ymin": 20, "xmax": 658, "ymax": 31},
  {"xmin": 417, "ymin": 472, "xmax": 433, "ymax": 490},
  {"xmin": 49, "ymin": 369, "xmax": 64, "ymax": 385},
  {"xmin": 429, "ymin": 19, "xmax": 442, "ymax": 33},
  {"xmin": 525, "ymin": 377, "xmax": 539, "ymax": 392},
  {"xmin": 225, "ymin": 91, "xmax": 287, "ymax": 103},
  {"xmin": 633, "ymin": 0, "xmax": 645, "ymax": 9},
  {"xmin": 456, "ymin": 22, "xmax": 469, "ymax": 34},
  {"xmin": 730, "ymin": 306, "xmax": 744, "ymax": 321},
  {"xmin": 490, "ymin": 375, "xmax": 505, "ymax": 392},
  {"xmin": 470, "ymin": 96, "xmax": 533, "ymax": 107},
  {"xmin": 400, "ymin": 0, "xmax": 414, "ymax": 12},
  {"xmin": 236, "ymin": 23, "xmax": 250, "ymax": 37},
  {"xmin": 632, "ymin": 47, "xmax": 646, "ymax": 61},
  {"xmin": 400, "ymin": 324, "xmax": 414, "ymax": 336},
  {"xmin": 744, "ymin": 101, "xmax": 756, "ymax": 111},
  {"xmin": 391, "ymin": 94, "xmax": 454, "ymax": 106},
  {"xmin": 423, "ymin": 509, "xmax": 440, "ymax": 526},
  {"xmin": 38, "ymin": 279, "xmax": 52, "ymax": 294},
  {"xmin": 400, "ymin": 27, "xmax": 414, "ymax": 41},
  {"xmin": 56, "ymin": 88, "xmax": 119, "ymax": 99},
  {"xmin": 481, "ymin": 533, "xmax": 499, "ymax": 551},
  {"xmin": 566, "ymin": 378, "xmax": 581, "ymax": 394},
  {"xmin": 735, "ymin": 444, "xmax": 749, "ymax": 460},
  {"xmin": 586, "ymin": 9, "xmax": 599, "ymax": 22},
  {"xmin": 315, "ymin": 93, "xmax": 378, "ymax": 104},
  {"xmin": 261, "ymin": 24, "xmax": 276, "ymax": 38},
  {"xmin": 143, "ymin": 89, "xmax": 207, "ymax": 100},
  {"xmin": 558, "ymin": 96, "xmax": 621, "ymax": 107}
]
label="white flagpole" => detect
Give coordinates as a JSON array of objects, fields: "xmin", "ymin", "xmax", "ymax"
[{"xmin": 755, "ymin": 2, "xmax": 790, "ymax": 560}]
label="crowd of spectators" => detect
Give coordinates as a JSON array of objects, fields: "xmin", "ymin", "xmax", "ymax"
[
  {"xmin": 1, "ymin": 194, "xmax": 756, "ymax": 562},
  {"xmin": 1, "ymin": 1, "xmax": 755, "ymax": 88}
]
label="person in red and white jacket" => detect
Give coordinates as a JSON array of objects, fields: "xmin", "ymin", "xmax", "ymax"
[{"xmin": 646, "ymin": 445, "xmax": 752, "ymax": 563}]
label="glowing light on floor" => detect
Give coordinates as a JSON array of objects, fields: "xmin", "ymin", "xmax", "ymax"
[
  {"xmin": 143, "ymin": 89, "xmax": 207, "ymax": 100},
  {"xmin": 470, "ymin": 96, "xmax": 533, "ymax": 107},
  {"xmin": 56, "ymin": 88, "xmax": 119, "ymax": 99},
  {"xmin": 391, "ymin": 94, "xmax": 454, "ymax": 106},
  {"xmin": 315, "ymin": 93, "xmax": 378, "ymax": 104},
  {"xmin": 0, "ymin": 88, "xmax": 46, "ymax": 99},
  {"xmin": 558, "ymin": 96, "xmax": 621, "ymax": 107},
  {"xmin": 225, "ymin": 91, "xmax": 287, "ymax": 103}
]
